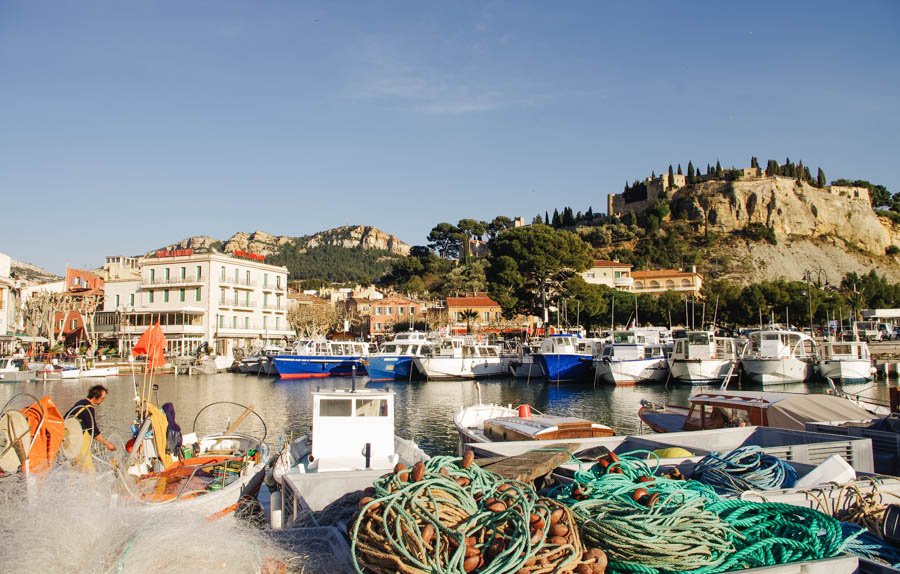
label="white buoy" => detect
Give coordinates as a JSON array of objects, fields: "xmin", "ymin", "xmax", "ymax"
[{"xmin": 270, "ymin": 490, "xmax": 283, "ymax": 530}]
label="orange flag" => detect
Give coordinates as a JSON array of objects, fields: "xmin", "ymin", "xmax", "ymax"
[{"xmin": 132, "ymin": 322, "xmax": 168, "ymax": 370}]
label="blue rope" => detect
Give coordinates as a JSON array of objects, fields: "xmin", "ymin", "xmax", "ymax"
[
  {"xmin": 839, "ymin": 522, "xmax": 900, "ymax": 567},
  {"xmin": 692, "ymin": 446, "xmax": 798, "ymax": 495}
]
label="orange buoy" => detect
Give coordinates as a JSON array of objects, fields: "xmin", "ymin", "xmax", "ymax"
[{"xmin": 518, "ymin": 404, "xmax": 532, "ymax": 418}]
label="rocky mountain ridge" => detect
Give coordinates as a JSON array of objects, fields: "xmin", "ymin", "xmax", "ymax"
[{"xmin": 152, "ymin": 225, "xmax": 411, "ymax": 258}]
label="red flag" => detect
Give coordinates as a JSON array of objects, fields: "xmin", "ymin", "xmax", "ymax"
[{"xmin": 132, "ymin": 322, "xmax": 167, "ymax": 370}]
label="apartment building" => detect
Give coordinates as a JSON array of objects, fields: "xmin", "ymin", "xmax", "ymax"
[{"xmin": 100, "ymin": 250, "xmax": 293, "ymax": 357}]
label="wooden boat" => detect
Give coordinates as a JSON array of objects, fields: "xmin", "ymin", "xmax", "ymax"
[
  {"xmin": 454, "ymin": 402, "xmax": 614, "ymax": 456},
  {"xmin": 268, "ymin": 388, "xmax": 428, "ymax": 529},
  {"xmin": 638, "ymin": 390, "xmax": 875, "ymax": 434}
]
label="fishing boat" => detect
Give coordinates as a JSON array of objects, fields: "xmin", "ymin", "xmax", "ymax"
[
  {"xmin": 238, "ymin": 345, "xmax": 283, "ymax": 376},
  {"xmin": 667, "ymin": 330, "xmax": 741, "ymax": 385},
  {"xmin": 36, "ymin": 363, "xmax": 80, "ymax": 380},
  {"xmin": 454, "ymin": 401, "xmax": 615, "ymax": 455},
  {"xmin": 637, "ymin": 390, "xmax": 875, "ymax": 434},
  {"xmin": 73, "ymin": 357, "xmax": 120, "ymax": 378},
  {"xmin": 268, "ymin": 388, "xmax": 429, "ymax": 529},
  {"xmin": 817, "ymin": 339, "xmax": 875, "ymax": 384},
  {"xmin": 412, "ymin": 336, "xmax": 505, "ymax": 380},
  {"xmin": 273, "ymin": 338, "xmax": 371, "ymax": 379},
  {"xmin": 122, "ymin": 401, "xmax": 271, "ymax": 516},
  {"xmin": 592, "ymin": 329, "xmax": 670, "ymax": 385},
  {"xmin": 533, "ymin": 333, "xmax": 602, "ymax": 383},
  {"xmin": 366, "ymin": 331, "xmax": 435, "ymax": 381},
  {"xmin": 740, "ymin": 328, "xmax": 817, "ymax": 385}
]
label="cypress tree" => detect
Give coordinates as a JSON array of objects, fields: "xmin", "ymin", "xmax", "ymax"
[
  {"xmin": 586, "ymin": 206, "xmax": 594, "ymax": 219},
  {"xmin": 816, "ymin": 167, "xmax": 827, "ymax": 187},
  {"xmin": 751, "ymin": 156, "xmax": 759, "ymax": 169},
  {"xmin": 667, "ymin": 165, "xmax": 674, "ymax": 189},
  {"xmin": 551, "ymin": 209, "xmax": 561, "ymax": 227},
  {"xmin": 544, "ymin": 211, "xmax": 550, "ymax": 225},
  {"xmin": 677, "ymin": 164, "xmax": 683, "ymax": 176},
  {"xmin": 707, "ymin": 164, "xmax": 711, "ymax": 175},
  {"xmin": 715, "ymin": 160, "xmax": 723, "ymax": 178},
  {"xmin": 687, "ymin": 161, "xmax": 695, "ymax": 183},
  {"xmin": 563, "ymin": 207, "xmax": 575, "ymax": 226}
]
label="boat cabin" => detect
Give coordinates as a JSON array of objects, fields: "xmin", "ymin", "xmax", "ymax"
[
  {"xmin": 671, "ymin": 331, "xmax": 738, "ymax": 361},
  {"xmin": 310, "ymin": 390, "xmax": 398, "ymax": 472},
  {"xmin": 820, "ymin": 340, "xmax": 871, "ymax": 361},
  {"xmin": 745, "ymin": 330, "xmax": 816, "ymax": 359},
  {"xmin": 599, "ymin": 342, "xmax": 668, "ymax": 361}
]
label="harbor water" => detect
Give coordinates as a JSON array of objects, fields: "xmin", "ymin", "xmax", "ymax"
[{"xmin": 0, "ymin": 372, "xmax": 892, "ymax": 456}]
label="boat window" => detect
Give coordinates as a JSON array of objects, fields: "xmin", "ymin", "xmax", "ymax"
[
  {"xmin": 355, "ymin": 399, "xmax": 388, "ymax": 417},
  {"xmin": 319, "ymin": 399, "xmax": 353, "ymax": 417},
  {"xmin": 483, "ymin": 347, "xmax": 498, "ymax": 357},
  {"xmin": 688, "ymin": 332, "xmax": 709, "ymax": 345},
  {"xmin": 383, "ymin": 344, "xmax": 398, "ymax": 353}
]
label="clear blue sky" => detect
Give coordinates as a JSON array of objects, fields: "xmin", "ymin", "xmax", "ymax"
[{"xmin": 2, "ymin": 1, "xmax": 898, "ymax": 275}]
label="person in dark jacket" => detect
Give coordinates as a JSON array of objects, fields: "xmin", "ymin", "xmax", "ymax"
[
  {"xmin": 162, "ymin": 402, "xmax": 183, "ymax": 460},
  {"xmin": 65, "ymin": 384, "xmax": 116, "ymax": 451}
]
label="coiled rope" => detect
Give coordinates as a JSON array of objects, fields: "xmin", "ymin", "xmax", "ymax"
[
  {"xmin": 349, "ymin": 454, "xmax": 607, "ymax": 574},
  {"xmin": 691, "ymin": 446, "xmax": 798, "ymax": 496}
]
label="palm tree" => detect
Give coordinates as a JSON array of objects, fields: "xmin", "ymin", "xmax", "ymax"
[{"xmin": 461, "ymin": 309, "xmax": 479, "ymax": 334}]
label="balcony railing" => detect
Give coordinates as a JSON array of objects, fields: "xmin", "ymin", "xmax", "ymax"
[
  {"xmin": 219, "ymin": 277, "xmax": 257, "ymax": 288},
  {"xmin": 143, "ymin": 275, "xmax": 203, "ymax": 287},
  {"xmin": 261, "ymin": 303, "xmax": 286, "ymax": 311}
]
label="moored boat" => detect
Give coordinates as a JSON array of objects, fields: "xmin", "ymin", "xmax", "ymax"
[
  {"xmin": 638, "ymin": 390, "xmax": 875, "ymax": 434},
  {"xmin": 412, "ymin": 336, "xmax": 505, "ymax": 380},
  {"xmin": 0, "ymin": 357, "xmax": 37, "ymax": 382},
  {"xmin": 817, "ymin": 340, "xmax": 874, "ymax": 384},
  {"xmin": 268, "ymin": 388, "xmax": 429, "ymax": 529},
  {"xmin": 668, "ymin": 330, "xmax": 740, "ymax": 385},
  {"xmin": 592, "ymin": 329, "xmax": 670, "ymax": 385},
  {"xmin": 273, "ymin": 339, "xmax": 370, "ymax": 379},
  {"xmin": 366, "ymin": 331, "xmax": 435, "ymax": 381},
  {"xmin": 533, "ymin": 333, "xmax": 601, "ymax": 383},
  {"xmin": 740, "ymin": 328, "xmax": 817, "ymax": 385},
  {"xmin": 454, "ymin": 401, "xmax": 615, "ymax": 455}
]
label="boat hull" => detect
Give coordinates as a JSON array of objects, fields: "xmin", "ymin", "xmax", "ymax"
[
  {"xmin": 534, "ymin": 353, "xmax": 593, "ymax": 383},
  {"xmin": 740, "ymin": 358, "xmax": 812, "ymax": 385},
  {"xmin": 594, "ymin": 358, "xmax": 669, "ymax": 385},
  {"xmin": 413, "ymin": 357, "xmax": 505, "ymax": 380},
  {"xmin": 818, "ymin": 359, "xmax": 874, "ymax": 384},
  {"xmin": 274, "ymin": 355, "xmax": 367, "ymax": 379},
  {"xmin": 366, "ymin": 355, "xmax": 416, "ymax": 381},
  {"xmin": 669, "ymin": 359, "xmax": 736, "ymax": 385}
]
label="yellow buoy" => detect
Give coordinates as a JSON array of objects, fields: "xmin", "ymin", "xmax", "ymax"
[{"xmin": 651, "ymin": 447, "xmax": 694, "ymax": 459}]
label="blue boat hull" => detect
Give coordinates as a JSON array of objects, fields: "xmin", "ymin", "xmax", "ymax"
[
  {"xmin": 535, "ymin": 353, "xmax": 593, "ymax": 383},
  {"xmin": 367, "ymin": 355, "xmax": 415, "ymax": 381},
  {"xmin": 273, "ymin": 355, "xmax": 367, "ymax": 379}
]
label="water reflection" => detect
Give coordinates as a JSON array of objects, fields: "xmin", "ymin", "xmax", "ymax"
[{"xmin": 0, "ymin": 374, "xmax": 891, "ymax": 456}]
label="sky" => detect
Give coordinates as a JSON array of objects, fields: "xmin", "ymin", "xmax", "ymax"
[{"xmin": 1, "ymin": 1, "xmax": 898, "ymax": 275}]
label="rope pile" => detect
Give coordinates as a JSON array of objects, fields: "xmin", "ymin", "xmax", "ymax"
[
  {"xmin": 547, "ymin": 449, "xmax": 850, "ymax": 574},
  {"xmin": 349, "ymin": 453, "xmax": 607, "ymax": 574},
  {"xmin": 691, "ymin": 446, "xmax": 798, "ymax": 496}
]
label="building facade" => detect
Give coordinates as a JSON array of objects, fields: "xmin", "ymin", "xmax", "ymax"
[
  {"xmin": 581, "ymin": 260, "xmax": 634, "ymax": 291},
  {"xmin": 446, "ymin": 293, "xmax": 502, "ymax": 335},
  {"xmin": 632, "ymin": 267, "xmax": 703, "ymax": 296},
  {"xmin": 368, "ymin": 294, "xmax": 426, "ymax": 338},
  {"xmin": 99, "ymin": 250, "xmax": 293, "ymax": 357},
  {"xmin": 0, "ymin": 253, "xmax": 17, "ymax": 354}
]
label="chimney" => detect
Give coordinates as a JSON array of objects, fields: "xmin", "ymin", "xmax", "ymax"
[{"xmin": 691, "ymin": 265, "xmax": 697, "ymax": 273}]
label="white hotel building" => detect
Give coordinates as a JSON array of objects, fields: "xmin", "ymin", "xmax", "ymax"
[{"xmin": 100, "ymin": 250, "xmax": 293, "ymax": 357}]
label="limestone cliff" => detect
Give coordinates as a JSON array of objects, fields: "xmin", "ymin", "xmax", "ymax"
[
  {"xmin": 151, "ymin": 226, "xmax": 410, "ymax": 258},
  {"xmin": 670, "ymin": 176, "xmax": 894, "ymax": 255}
]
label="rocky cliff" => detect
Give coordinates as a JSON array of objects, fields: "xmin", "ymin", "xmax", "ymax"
[
  {"xmin": 668, "ymin": 176, "xmax": 900, "ymax": 283},
  {"xmin": 152, "ymin": 225, "xmax": 410, "ymax": 258}
]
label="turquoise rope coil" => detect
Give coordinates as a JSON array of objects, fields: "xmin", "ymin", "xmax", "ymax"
[{"xmin": 691, "ymin": 446, "xmax": 798, "ymax": 496}]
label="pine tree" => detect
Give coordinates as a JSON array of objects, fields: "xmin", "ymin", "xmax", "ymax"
[
  {"xmin": 816, "ymin": 167, "xmax": 827, "ymax": 187},
  {"xmin": 798, "ymin": 160, "xmax": 805, "ymax": 181},
  {"xmin": 533, "ymin": 214, "xmax": 543, "ymax": 225},
  {"xmin": 586, "ymin": 206, "xmax": 594, "ymax": 220}
]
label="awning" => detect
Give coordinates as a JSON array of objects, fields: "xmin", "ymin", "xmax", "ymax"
[{"xmin": 16, "ymin": 334, "xmax": 49, "ymax": 343}]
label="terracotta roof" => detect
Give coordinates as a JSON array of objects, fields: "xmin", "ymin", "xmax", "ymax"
[
  {"xmin": 632, "ymin": 269, "xmax": 698, "ymax": 279},
  {"xmin": 447, "ymin": 295, "xmax": 499, "ymax": 308},
  {"xmin": 591, "ymin": 259, "xmax": 631, "ymax": 268}
]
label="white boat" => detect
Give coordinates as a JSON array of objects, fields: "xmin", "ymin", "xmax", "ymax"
[
  {"xmin": 0, "ymin": 357, "xmax": 37, "ymax": 382},
  {"xmin": 412, "ymin": 336, "xmax": 505, "ymax": 380},
  {"xmin": 592, "ymin": 330, "xmax": 670, "ymax": 385},
  {"xmin": 668, "ymin": 331, "xmax": 741, "ymax": 385},
  {"xmin": 817, "ymin": 340, "xmax": 874, "ymax": 384},
  {"xmin": 238, "ymin": 345, "xmax": 283, "ymax": 376},
  {"xmin": 454, "ymin": 401, "xmax": 614, "ymax": 455},
  {"xmin": 36, "ymin": 363, "xmax": 80, "ymax": 380},
  {"xmin": 533, "ymin": 333, "xmax": 602, "ymax": 383},
  {"xmin": 269, "ymin": 388, "xmax": 429, "ymax": 529},
  {"xmin": 740, "ymin": 329, "xmax": 817, "ymax": 385}
]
